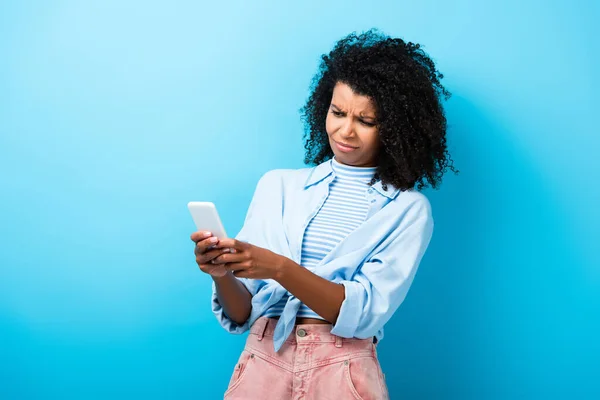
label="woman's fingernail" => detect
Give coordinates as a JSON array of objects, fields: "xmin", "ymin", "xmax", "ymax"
[
  {"xmin": 203, "ymin": 231, "xmax": 212, "ymax": 238},
  {"xmin": 210, "ymin": 237, "xmax": 218, "ymax": 243}
]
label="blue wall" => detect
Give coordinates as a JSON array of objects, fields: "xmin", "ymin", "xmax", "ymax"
[{"xmin": 1, "ymin": 1, "xmax": 598, "ymax": 398}]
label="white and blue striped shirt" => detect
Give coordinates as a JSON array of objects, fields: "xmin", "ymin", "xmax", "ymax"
[{"xmin": 264, "ymin": 157, "xmax": 377, "ymax": 319}]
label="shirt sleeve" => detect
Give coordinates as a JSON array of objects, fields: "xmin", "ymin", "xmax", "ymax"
[
  {"xmin": 330, "ymin": 198, "xmax": 434, "ymax": 339},
  {"xmin": 210, "ymin": 172, "xmax": 271, "ymax": 334}
]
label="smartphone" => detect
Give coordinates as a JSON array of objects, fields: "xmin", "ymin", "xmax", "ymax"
[{"xmin": 187, "ymin": 201, "xmax": 228, "ymax": 238}]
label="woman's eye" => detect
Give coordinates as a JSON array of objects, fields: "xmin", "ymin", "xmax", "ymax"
[
  {"xmin": 332, "ymin": 110, "xmax": 344, "ymax": 117},
  {"xmin": 361, "ymin": 120, "xmax": 376, "ymax": 127}
]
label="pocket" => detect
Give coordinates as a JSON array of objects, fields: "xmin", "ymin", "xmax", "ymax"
[
  {"xmin": 224, "ymin": 350, "xmax": 254, "ymax": 397},
  {"xmin": 344, "ymin": 356, "xmax": 388, "ymax": 400}
]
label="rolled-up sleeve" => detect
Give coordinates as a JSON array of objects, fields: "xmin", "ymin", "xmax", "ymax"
[
  {"xmin": 211, "ymin": 278, "xmax": 261, "ymax": 334},
  {"xmin": 330, "ymin": 200, "xmax": 434, "ymax": 339}
]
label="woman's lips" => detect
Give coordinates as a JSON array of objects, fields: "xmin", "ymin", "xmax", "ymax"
[{"xmin": 334, "ymin": 140, "xmax": 358, "ymax": 153}]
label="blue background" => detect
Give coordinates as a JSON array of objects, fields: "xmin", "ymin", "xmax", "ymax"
[{"xmin": 1, "ymin": 1, "xmax": 598, "ymax": 399}]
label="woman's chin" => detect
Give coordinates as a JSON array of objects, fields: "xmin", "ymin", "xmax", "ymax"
[{"xmin": 334, "ymin": 154, "xmax": 358, "ymax": 166}]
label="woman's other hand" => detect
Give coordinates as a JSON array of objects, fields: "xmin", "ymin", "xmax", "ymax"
[{"xmin": 211, "ymin": 239, "xmax": 287, "ymax": 280}]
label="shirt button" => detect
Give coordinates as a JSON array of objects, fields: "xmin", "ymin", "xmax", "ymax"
[
  {"xmin": 370, "ymin": 199, "xmax": 376, "ymax": 203},
  {"xmin": 367, "ymin": 188, "xmax": 373, "ymax": 193},
  {"xmin": 297, "ymin": 328, "xmax": 307, "ymax": 337}
]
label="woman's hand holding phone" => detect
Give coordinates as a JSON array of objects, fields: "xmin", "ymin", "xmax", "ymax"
[{"xmin": 191, "ymin": 231, "xmax": 234, "ymax": 278}]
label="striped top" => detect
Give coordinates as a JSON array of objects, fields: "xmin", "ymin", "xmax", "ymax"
[{"xmin": 263, "ymin": 157, "xmax": 377, "ymax": 320}]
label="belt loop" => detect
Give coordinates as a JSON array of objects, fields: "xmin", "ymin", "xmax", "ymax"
[
  {"xmin": 257, "ymin": 318, "xmax": 268, "ymax": 341},
  {"xmin": 334, "ymin": 335, "xmax": 343, "ymax": 348}
]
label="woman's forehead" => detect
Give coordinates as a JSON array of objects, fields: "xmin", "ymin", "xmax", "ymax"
[{"xmin": 331, "ymin": 83, "xmax": 376, "ymax": 112}]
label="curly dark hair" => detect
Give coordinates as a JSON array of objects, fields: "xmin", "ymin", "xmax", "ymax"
[{"xmin": 300, "ymin": 29, "xmax": 457, "ymax": 191}]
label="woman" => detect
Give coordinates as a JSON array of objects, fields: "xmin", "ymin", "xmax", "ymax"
[{"xmin": 191, "ymin": 29, "xmax": 456, "ymax": 399}]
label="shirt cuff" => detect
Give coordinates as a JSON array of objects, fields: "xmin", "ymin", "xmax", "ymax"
[
  {"xmin": 330, "ymin": 280, "xmax": 366, "ymax": 338},
  {"xmin": 210, "ymin": 280, "xmax": 250, "ymax": 334}
]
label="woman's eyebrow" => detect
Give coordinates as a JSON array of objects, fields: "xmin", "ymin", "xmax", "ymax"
[
  {"xmin": 331, "ymin": 103, "xmax": 376, "ymax": 120},
  {"xmin": 359, "ymin": 113, "xmax": 376, "ymax": 121}
]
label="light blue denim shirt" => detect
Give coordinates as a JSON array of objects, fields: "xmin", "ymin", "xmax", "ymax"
[{"xmin": 211, "ymin": 158, "xmax": 434, "ymax": 351}]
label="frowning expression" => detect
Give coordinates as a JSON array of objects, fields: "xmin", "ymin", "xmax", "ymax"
[{"xmin": 325, "ymin": 81, "xmax": 380, "ymax": 167}]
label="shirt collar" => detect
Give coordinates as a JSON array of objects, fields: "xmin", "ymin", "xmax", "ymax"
[
  {"xmin": 304, "ymin": 159, "xmax": 334, "ymax": 188},
  {"xmin": 304, "ymin": 158, "xmax": 401, "ymax": 200},
  {"xmin": 371, "ymin": 180, "xmax": 401, "ymax": 199}
]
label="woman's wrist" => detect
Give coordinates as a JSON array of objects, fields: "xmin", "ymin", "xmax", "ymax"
[
  {"xmin": 274, "ymin": 257, "xmax": 297, "ymax": 282},
  {"xmin": 212, "ymin": 270, "xmax": 234, "ymax": 282}
]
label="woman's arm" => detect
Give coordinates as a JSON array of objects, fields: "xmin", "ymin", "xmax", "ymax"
[
  {"xmin": 274, "ymin": 259, "xmax": 345, "ymax": 323},
  {"xmin": 211, "ymin": 239, "xmax": 345, "ymax": 323},
  {"xmin": 212, "ymin": 272, "xmax": 252, "ymax": 325},
  {"xmin": 213, "ymin": 257, "xmax": 344, "ymax": 327}
]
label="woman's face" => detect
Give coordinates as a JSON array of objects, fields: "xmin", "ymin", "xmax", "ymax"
[{"xmin": 325, "ymin": 82, "xmax": 380, "ymax": 167}]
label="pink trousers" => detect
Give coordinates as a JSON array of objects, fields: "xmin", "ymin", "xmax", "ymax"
[{"xmin": 224, "ymin": 317, "xmax": 390, "ymax": 400}]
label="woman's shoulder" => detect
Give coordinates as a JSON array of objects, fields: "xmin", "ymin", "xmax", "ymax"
[{"xmin": 389, "ymin": 189, "xmax": 433, "ymax": 220}]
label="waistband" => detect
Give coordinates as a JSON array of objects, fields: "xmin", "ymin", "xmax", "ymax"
[{"xmin": 250, "ymin": 317, "xmax": 374, "ymax": 347}]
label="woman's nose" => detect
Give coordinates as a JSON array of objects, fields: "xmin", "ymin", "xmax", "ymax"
[{"xmin": 338, "ymin": 119, "xmax": 354, "ymax": 138}]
